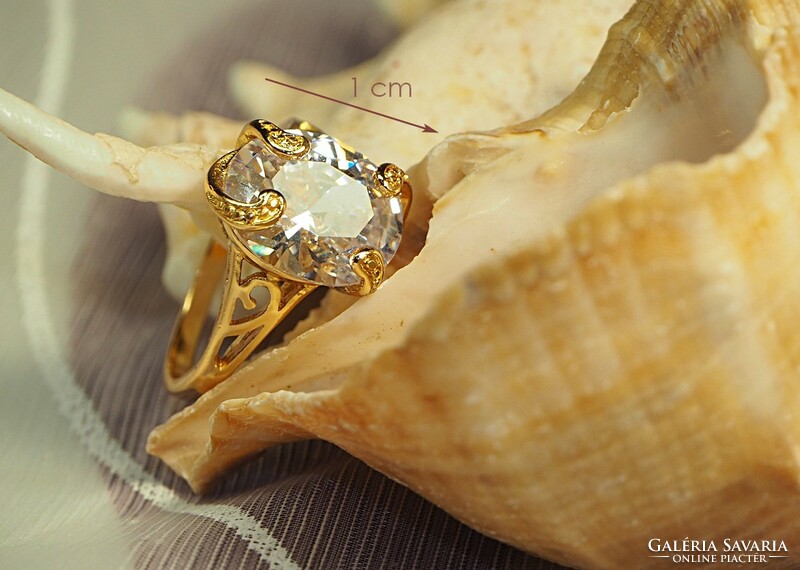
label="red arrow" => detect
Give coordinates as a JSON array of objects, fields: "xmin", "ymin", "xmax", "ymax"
[{"xmin": 264, "ymin": 76, "xmax": 438, "ymax": 133}]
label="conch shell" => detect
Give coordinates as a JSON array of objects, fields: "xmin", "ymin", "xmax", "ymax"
[{"xmin": 3, "ymin": 0, "xmax": 800, "ymax": 568}]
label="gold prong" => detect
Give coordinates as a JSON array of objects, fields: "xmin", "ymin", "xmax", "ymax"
[
  {"xmin": 206, "ymin": 189, "xmax": 286, "ymax": 230},
  {"xmin": 236, "ymin": 119, "xmax": 278, "ymax": 147},
  {"xmin": 344, "ymin": 248, "xmax": 386, "ymax": 296},
  {"xmin": 207, "ymin": 150, "xmax": 236, "ymax": 194},
  {"xmin": 373, "ymin": 163, "xmax": 406, "ymax": 198},
  {"xmin": 265, "ymin": 128, "xmax": 310, "ymax": 158},
  {"xmin": 236, "ymin": 119, "xmax": 310, "ymax": 159},
  {"xmin": 205, "ymin": 151, "xmax": 286, "ymax": 229}
]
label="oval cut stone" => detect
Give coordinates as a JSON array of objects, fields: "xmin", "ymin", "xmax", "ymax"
[{"xmin": 223, "ymin": 123, "xmax": 404, "ymax": 288}]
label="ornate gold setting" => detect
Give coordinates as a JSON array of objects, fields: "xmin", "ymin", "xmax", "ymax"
[
  {"xmin": 205, "ymin": 149, "xmax": 286, "ymax": 230},
  {"xmin": 164, "ymin": 240, "xmax": 317, "ymax": 393},
  {"xmin": 168, "ymin": 118, "xmax": 412, "ymax": 392},
  {"xmin": 345, "ymin": 248, "xmax": 386, "ymax": 296},
  {"xmin": 374, "ymin": 163, "xmax": 406, "ymax": 198},
  {"xmin": 205, "ymin": 188, "xmax": 286, "ymax": 230},
  {"xmin": 267, "ymin": 130, "xmax": 308, "ymax": 156},
  {"xmin": 237, "ymin": 119, "xmax": 310, "ymax": 158}
]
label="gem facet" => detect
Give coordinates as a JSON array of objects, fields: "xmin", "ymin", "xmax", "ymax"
[
  {"xmin": 223, "ymin": 140, "xmax": 280, "ymax": 204},
  {"xmin": 224, "ymin": 124, "xmax": 404, "ymax": 288},
  {"xmin": 273, "ymin": 161, "xmax": 373, "ymax": 239}
]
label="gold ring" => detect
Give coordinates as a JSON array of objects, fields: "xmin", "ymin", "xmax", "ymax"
[{"xmin": 164, "ymin": 119, "xmax": 412, "ymax": 393}]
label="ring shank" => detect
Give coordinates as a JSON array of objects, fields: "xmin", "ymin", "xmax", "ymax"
[
  {"xmin": 164, "ymin": 238, "xmax": 317, "ymax": 393},
  {"xmin": 165, "ymin": 240, "xmax": 227, "ymax": 387}
]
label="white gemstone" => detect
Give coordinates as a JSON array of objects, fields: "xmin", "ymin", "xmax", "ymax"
[
  {"xmin": 228, "ymin": 124, "xmax": 404, "ymax": 288},
  {"xmin": 273, "ymin": 161, "xmax": 373, "ymax": 239},
  {"xmin": 223, "ymin": 139, "xmax": 280, "ymax": 203}
]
